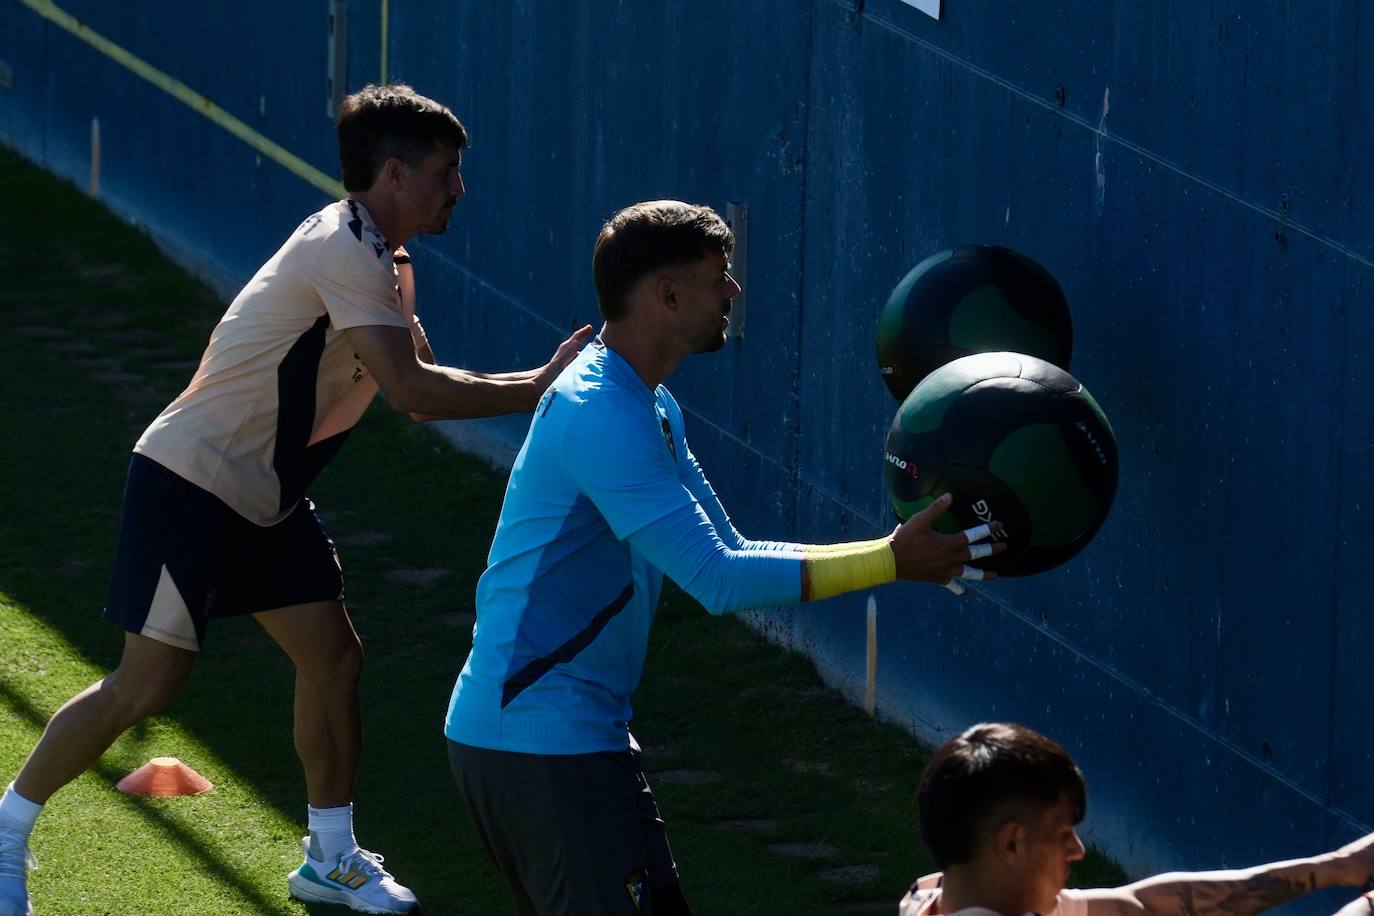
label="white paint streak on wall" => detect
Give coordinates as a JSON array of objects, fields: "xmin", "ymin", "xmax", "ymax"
[{"xmin": 1094, "ymin": 86, "xmax": 1111, "ymax": 215}]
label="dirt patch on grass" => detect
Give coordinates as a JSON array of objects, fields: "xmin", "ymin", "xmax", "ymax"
[
  {"xmin": 384, "ymin": 567, "xmax": 449, "ymax": 586},
  {"xmin": 817, "ymin": 864, "xmax": 881, "ymax": 884},
  {"xmin": 91, "ymin": 370, "xmax": 148, "ymax": 385},
  {"xmin": 767, "ymin": 841, "xmax": 836, "ymax": 859},
  {"xmin": 784, "ymin": 758, "xmax": 835, "ymax": 777},
  {"xmin": 652, "ymin": 769, "xmax": 723, "ymax": 785},
  {"xmin": 13, "ymin": 326, "xmax": 71, "ymax": 338},
  {"xmin": 334, "ymin": 530, "xmax": 395, "ymax": 548},
  {"xmin": 709, "ymin": 818, "xmax": 778, "ymax": 831},
  {"xmin": 104, "ymin": 328, "xmax": 158, "ymax": 343}
]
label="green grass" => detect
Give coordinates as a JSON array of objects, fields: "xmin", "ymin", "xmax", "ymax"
[{"xmin": 0, "ymin": 145, "xmax": 1125, "ymax": 914}]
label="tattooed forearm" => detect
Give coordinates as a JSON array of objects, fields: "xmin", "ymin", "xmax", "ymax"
[
  {"xmin": 1199, "ymin": 872, "xmax": 1311, "ymax": 913},
  {"xmin": 1091, "ymin": 832, "xmax": 1374, "ymax": 916},
  {"xmin": 1133, "ymin": 872, "xmax": 1315, "ymax": 916}
]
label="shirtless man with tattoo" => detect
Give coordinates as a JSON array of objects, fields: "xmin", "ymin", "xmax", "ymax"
[{"xmin": 901, "ymin": 723, "xmax": 1374, "ymax": 916}]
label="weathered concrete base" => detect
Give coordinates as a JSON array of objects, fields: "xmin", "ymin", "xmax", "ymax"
[{"xmin": 429, "ymin": 415, "xmax": 527, "ymax": 475}]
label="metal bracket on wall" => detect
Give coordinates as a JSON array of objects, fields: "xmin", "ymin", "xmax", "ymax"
[
  {"xmin": 725, "ymin": 201, "xmax": 748, "ymax": 339},
  {"xmin": 326, "ymin": 0, "xmax": 348, "ymax": 118}
]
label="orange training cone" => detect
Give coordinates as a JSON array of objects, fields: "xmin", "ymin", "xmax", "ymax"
[{"xmin": 116, "ymin": 757, "xmax": 213, "ymax": 797}]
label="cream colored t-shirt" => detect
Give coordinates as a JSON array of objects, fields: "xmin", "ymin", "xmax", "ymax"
[
  {"xmin": 899, "ymin": 872, "xmax": 1089, "ymax": 916},
  {"xmin": 136, "ymin": 199, "xmax": 411, "ymax": 525}
]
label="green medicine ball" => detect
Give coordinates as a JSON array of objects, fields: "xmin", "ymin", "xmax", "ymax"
[
  {"xmin": 876, "ymin": 245, "xmax": 1073, "ymax": 402},
  {"xmin": 883, "ymin": 352, "xmax": 1117, "ymax": 576}
]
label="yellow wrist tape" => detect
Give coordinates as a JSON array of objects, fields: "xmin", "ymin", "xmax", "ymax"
[{"xmin": 804, "ymin": 537, "xmax": 896, "ymax": 601}]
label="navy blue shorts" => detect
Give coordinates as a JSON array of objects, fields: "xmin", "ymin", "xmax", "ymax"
[
  {"xmin": 448, "ymin": 737, "xmax": 688, "ymax": 916},
  {"xmin": 103, "ymin": 454, "xmax": 344, "ymax": 652}
]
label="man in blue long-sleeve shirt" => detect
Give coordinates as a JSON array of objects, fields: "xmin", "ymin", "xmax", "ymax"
[{"xmin": 445, "ymin": 200, "xmax": 1003, "ymax": 915}]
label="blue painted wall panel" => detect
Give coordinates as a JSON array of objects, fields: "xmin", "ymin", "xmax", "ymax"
[
  {"xmin": 853, "ymin": 1, "xmax": 1374, "ymax": 261},
  {"xmin": 0, "ymin": 2, "xmax": 46, "ymax": 156},
  {"xmin": 15, "ymin": 2, "xmax": 339, "ymax": 287},
  {"xmin": 3, "ymin": 1, "xmax": 1370, "ymax": 902},
  {"xmin": 393, "ymin": 2, "xmax": 816, "ymax": 529},
  {"xmin": 1331, "ymin": 259, "xmax": 1374, "ymax": 827},
  {"xmin": 797, "ymin": 10, "xmax": 1369, "ymax": 888}
]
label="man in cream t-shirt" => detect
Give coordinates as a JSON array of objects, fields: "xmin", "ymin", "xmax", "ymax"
[
  {"xmin": 0, "ymin": 84, "xmax": 589, "ymax": 916},
  {"xmin": 903, "ymin": 723, "xmax": 1374, "ymax": 916},
  {"xmin": 136, "ymin": 197, "xmax": 425, "ymax": 537}
]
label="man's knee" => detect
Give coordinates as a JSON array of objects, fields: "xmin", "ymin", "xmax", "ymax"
[
  {"xmin": 331, "ymin": 636, "xmax": 364, "ymax": 684},
  {"xmin": 298, "ymin": 633, "xmax": 364, "ymax": 688},
  {"xmin": 103, "ymin": 662, "xmax": 189, "ymax": 725}
]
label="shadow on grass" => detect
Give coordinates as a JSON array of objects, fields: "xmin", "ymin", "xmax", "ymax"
[
  {"xmin": 0, "ymin": 606, "xmax": 474, "ymax": 913},
  {"xmin": 0, "ymin": 679, "xmax": 305, "ymax": 915}
]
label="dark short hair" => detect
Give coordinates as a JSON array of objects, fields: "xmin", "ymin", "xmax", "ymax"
[
  {"xmin": 592, "ymin": 200, "xmax": 734, "ymax": 321},
  {"xmin": 916, "ymin": 723, "xmax": 1086, "ymax": 868},
  {"xmin": 335, "ymin": 84, "xmax": 468, "ymax": 192}
]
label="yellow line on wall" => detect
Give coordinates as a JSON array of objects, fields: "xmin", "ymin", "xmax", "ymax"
[{"xmin": 20, "ymin": 0, "xmax": 346, "ymax": 199}]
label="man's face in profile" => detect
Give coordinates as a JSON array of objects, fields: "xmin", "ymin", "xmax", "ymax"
[
  {"xmin": 675, "ymin": 250, "xmax": 742, "ymax": 354},
  {"xmin": 409, "ymin": 145, "xmax": 465, "ymax": 236},
  {"xmin": 1011, "ymin": 796, "xmax": 1086, "ymax": 915}
]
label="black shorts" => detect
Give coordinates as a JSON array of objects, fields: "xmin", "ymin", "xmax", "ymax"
[
  {"xmin": 102, "ymin": 454, "xmax": 344, "ymax": 652},
  {"xmin": 448, "ymin": 738, "xmax": 691, "ymax": 916}
]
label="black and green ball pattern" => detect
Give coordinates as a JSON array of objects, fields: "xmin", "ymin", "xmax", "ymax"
[
  {"xmin": 883, "ymin": 352, "xmax": 1117, "ymax": 576},
  {"xmin": 876, "ymin": 245, "xmax": 1073, "ymax": 402}
]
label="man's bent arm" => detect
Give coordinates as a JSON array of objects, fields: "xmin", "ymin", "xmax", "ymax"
[
  {"xmin": 463, "ymin": 367, "xmax": 542, "ymax": 382},
  {"xmin": 348, "ymin": 324, "xmax": 540, "ymax": 417},
  {"xmin": 347, "ymin": 323, "xmax": 591, "ymax": 419},
  {"xmin": 405, "ymin": 315, "xmax": 440, "ymax": 421}
]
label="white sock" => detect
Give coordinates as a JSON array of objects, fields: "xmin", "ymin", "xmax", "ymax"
[
  {"xmin": 307, "ymin": 803, "xmax": 357, "ymax": 862},
  {"xmin": 0, "ymin": 784, "xmax": 42, "ymax": 841}
]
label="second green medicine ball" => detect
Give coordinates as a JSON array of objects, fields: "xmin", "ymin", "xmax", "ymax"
[{"xmin": 876, "ymin": 245, "xmax": 1073, "ymax": 402}]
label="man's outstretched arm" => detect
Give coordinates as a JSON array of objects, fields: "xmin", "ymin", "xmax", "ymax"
[
  {"xmin": 562, "ymin": 397, "xmax": 1004, "ymax": 612},
  {"xmin": 1077, "ymin": 831, "xmax": 1374, "ymax": 916}
]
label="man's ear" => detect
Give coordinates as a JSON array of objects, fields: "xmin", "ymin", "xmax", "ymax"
[
  {"xmin": 382, "ymin": 157, "xmax": 407, "ymax": 190},
  {"xmin": 654, "ymin": 273, "xmax": 679, "ymax": 312},
  {"xmin": 993, "ymin": 818, "xmax": 1026, "ymax": 866}
]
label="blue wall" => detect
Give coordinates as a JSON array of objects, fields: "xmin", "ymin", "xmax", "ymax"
[{"xmin": 4, "ymin": 0, "xmax": 1370, "ymax": 898}]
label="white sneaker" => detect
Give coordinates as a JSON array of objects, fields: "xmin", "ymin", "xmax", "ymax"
[
  {"xmin": 0, "ymin": 829, "xmax": 35, "ymax": 916},
  {"xmin": 286, "ymin": 836, "xmax": 419, "ymax": 914}
]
